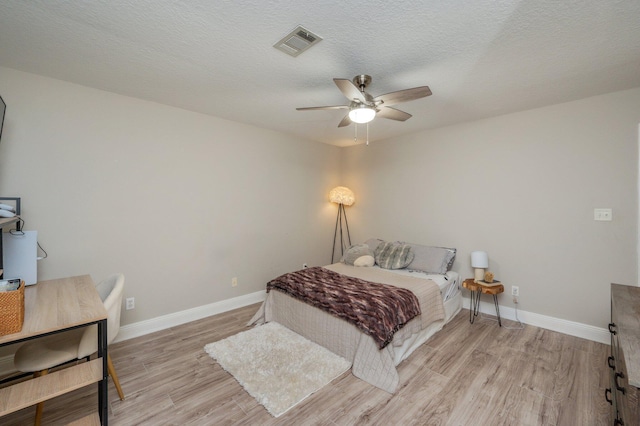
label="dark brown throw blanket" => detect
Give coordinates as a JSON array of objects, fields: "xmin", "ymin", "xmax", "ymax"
[{"xmin": 266, "ymin": 266, "xmax": 421, "ymax": 349}]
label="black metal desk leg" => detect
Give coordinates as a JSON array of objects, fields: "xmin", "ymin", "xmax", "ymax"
[
  {"xmin": 98, "ymin": 318, "xmax": 108, "ymax": 425},
  {"xmin": 493, "ymin": 294, "xmax": 502, "ymax": 327}
]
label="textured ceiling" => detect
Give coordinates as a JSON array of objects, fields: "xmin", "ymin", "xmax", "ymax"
[{"xmin": 0, "ymin": 1, "xmax": 639, "ymax": 147}]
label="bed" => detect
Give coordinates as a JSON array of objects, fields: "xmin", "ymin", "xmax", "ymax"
[{"xmin": 249, "ymin": 240, "xmax": 462, "ymax": 393}]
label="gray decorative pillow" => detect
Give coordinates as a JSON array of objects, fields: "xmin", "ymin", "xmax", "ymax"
[
  {"xmin": 364, "ymin": 238, "xmax": 384, "ymax": 253},
  {"xmin": 341, "ymin": 244, "xmax": 375, "ymax": 266},
  {"xmin": 444, "ymin": 248, "xmax": 456, "ymax": 271},
  {"xmin": 374, "ymin": 241, "xmax": 415, "ymax": 270},
  {"xmin": 404, "ymin": 243, "xmax": 456, "ymax": 274}
]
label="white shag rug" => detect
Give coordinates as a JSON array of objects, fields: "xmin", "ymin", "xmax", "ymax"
[{"xmin": 204, "ymin": 322, "xmax": 351, "ymax": 417}]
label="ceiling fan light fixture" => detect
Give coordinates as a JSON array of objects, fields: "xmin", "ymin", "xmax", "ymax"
[{"xmin": 349, "ymin": 105, "xmax": 376, "ymax": 124}]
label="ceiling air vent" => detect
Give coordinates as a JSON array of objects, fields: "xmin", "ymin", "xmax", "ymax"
[{"xmin": 273, "ymin": 25, "xmax": 322, "ymax": 57}]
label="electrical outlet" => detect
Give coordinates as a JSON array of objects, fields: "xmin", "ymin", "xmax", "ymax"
[
  {"xmin": 232, "ymin": 277, "xmax": 238, "ymax": 287},
  {"xmin": 594, "ymin": 208, "xmax": 613, "ymax": 221},
  {"xmin": 511, "ymin": 286, "xmax": 519, "ymax": 297},
  {"xmin": 125, "ymin": 297, "xmax": 135, "ymax": 310},
  {"xmin": 303, "ymin": 263, "xmax": 308, "ymax": 269}
]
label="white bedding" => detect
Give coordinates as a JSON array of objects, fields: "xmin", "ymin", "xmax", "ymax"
[
  {"xmin": 249, "ymin": 264, "xmax": 462, "ymax": 393},
  {"xmin": 368, "ymin": 266, "xmax": 461, "ymax": 302}
]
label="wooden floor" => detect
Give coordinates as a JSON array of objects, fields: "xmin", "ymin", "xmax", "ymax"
[{"xmin": 1, "ymin": 304, "xmax": 611, "ymax": 425}]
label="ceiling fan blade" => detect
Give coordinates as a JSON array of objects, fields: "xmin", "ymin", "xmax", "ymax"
[
  {"xmin": 296, "ymin": 105, "xmax": 349, "ymax": 111},
  {"xmin": 374, "ymin": 86, "xmax": 432, "ymax": 107},
  {"xmin": 334, "ymin": 78, "xmax": 367, "ymax": 103},
  {"xmin": 337, "ymin": 114, "xmax": 352, "ymax": 127},
  {"xmin": 377, "ymin": 106, "xmax": 412, "ymax": 121}
]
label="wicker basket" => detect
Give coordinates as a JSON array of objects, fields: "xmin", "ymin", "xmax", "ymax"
[{"xmin": 0, "ymin": 281, "xmax": 25, "ymax": 335}]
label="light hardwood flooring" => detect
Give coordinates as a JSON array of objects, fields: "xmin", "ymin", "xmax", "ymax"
[{"xmin": 1, "ymin": 305, "xmax": 610, "ymax": 425}]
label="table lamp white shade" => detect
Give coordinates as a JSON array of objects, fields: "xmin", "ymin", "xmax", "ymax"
[{"xmin": 471, "ymin": 251, "xmax": 489, "ymax": 282}]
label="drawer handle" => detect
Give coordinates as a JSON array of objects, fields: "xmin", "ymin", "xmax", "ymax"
[
  {"xmin": 605, "ymin": 388, "xmax": 612, "ymax": 404},
  {"xmin": 609, "ymin": 322, "xmax": 617, "ymax": 335},
  {"xmin": 615, "ymin": 372, "xmax": 626, "ymax": 394},
  {"xmin": 608, "ymin": 356, "xmax": 616, "ymax": 370}
]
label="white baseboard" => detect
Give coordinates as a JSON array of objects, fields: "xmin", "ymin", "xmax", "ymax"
[
  {"xmin": 114, "ymin": 290, "xmax": 267, "ymax": 343},
  {"xmin": 0, "ymin": 293, "xmax": 609, "ymax": 377},
  {"xmin": 462, "ymin": 298, "xmax": 610, "ymax": 345},
  {"xmin": 118, "ymin": 293, "xmax": 610, "ymax": 345}
]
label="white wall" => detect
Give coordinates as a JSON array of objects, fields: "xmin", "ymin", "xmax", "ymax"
[
  {"xmin": 0, "ymin": 67, "xmax": 341, "ymax": 327},
  {"xmin": 342, "ymin": 87, "xmax": 640, "ymax": 328},
  {"xmin": 2, "ymin": 64, "xmax": 638, "ymax": 341}
]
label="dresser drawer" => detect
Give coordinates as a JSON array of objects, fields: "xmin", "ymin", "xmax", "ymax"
[{"xmin": 610, "ymin": 284, "xmax": 640, "ymax": 425}]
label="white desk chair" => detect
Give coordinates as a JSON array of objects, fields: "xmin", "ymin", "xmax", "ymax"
[{"xmin": 14, "ymin": 273, "xmax": 126, "ymax": 425}]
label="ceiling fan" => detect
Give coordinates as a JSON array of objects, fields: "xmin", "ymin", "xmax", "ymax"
[{"xmin": 296, "ymin": 75, "xmax": 432, "ymax": 127}]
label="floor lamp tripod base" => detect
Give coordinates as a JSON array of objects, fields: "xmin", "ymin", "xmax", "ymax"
[{"xmin": 331, "ymin": 203, "xmax": 351, "ymax": 264}]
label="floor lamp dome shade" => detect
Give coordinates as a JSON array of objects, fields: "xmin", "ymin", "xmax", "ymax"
[
  {"xmin": 330, "ymin": 186, "xmax": 355, "ymax": 264},
  {"xmin": 329, "ymin": 186, "xmax": 355, "ymax": 206},
  {"xmin": 471, "ymin": 251, "xmax": 489, "ymax": 282}
]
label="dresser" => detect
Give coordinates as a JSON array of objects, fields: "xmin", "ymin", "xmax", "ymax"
[{"xmin": 608, "ymin": 284, "xmax": 640, "ymax": 425}]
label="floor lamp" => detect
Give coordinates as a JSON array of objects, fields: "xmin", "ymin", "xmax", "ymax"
[{"xmin": 329, "ymin": 186, "xmax": 355, "ymax": 263}]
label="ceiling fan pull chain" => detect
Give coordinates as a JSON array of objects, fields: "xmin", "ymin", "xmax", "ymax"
[
  {"xmin": 354, "ymin": 123, "xmax": 358, "ymax": 143},
  {"xmin": 366, "ymin": 122, "xmax": 369, "ymax": 145}
]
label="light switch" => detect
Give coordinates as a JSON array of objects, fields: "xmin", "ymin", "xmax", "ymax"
[{"xmin": 594, "ymin": 208, "xmax": 613, "ymax": 221}]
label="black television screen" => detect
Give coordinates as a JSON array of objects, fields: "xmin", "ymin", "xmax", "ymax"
[{"xmin": 0, "ymin": 95, "xmax": 5, "ymax": 141}]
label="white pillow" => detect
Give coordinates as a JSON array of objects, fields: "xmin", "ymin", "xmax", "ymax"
[{"xmin": 354, "ymin": 255, "xmax": 375, "ymax": 267}]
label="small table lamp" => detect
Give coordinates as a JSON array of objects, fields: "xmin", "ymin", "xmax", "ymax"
[{"xmin": 471, "ymin": 251, "xmax": 489, "ymax": 282}]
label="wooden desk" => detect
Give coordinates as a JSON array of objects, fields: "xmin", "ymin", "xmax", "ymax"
[
  {"xmin": 462, "ymin": 278, "xmax": 504, "ymax": 327},
  {"xmin": 0, "ymin": 275, "xmax": 109, "ymax": 424}
]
